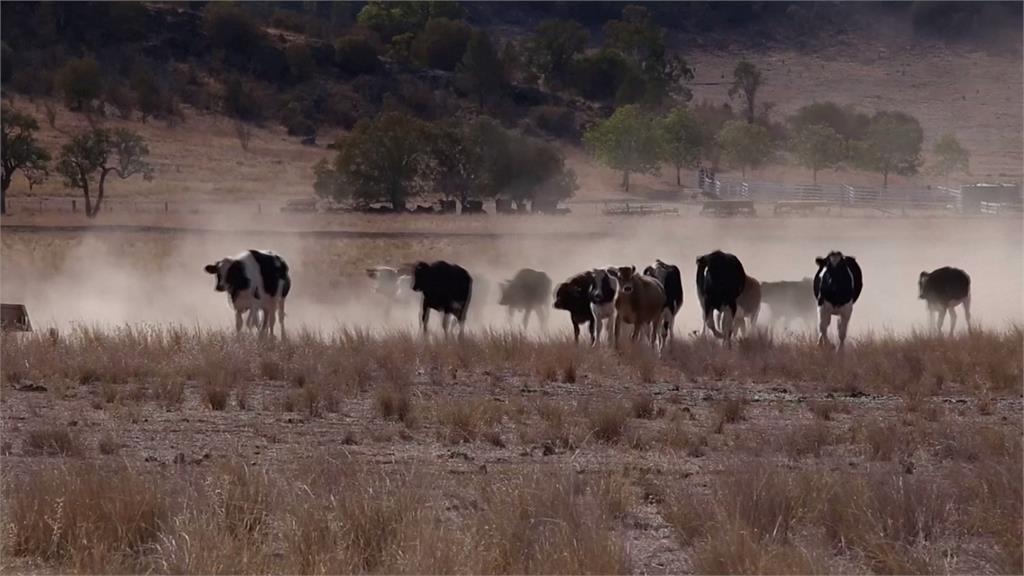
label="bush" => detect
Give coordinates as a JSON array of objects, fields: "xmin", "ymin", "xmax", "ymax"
[
  {"xmin": 222, "ymin": 77, "xmax": 264, "ymax": 121},
  {"xmin": 56, "ymin": 57, "xmax": 102, "ymax": 111},
  {"xmin": 412, "ymin": 18, "xmax": 471, "ymax": 71},
  {"xmin": 285, "ymin": 43, "xmax": 316, "ymax": 81},
  {"xmin": 334, "ymin": 35, "xmax": 380, "ymax": 75},
  {"xmin": 528, "ymin": 106, "xmax": 578, "ymax": 140},
  {"xmin": 569, "ymin": 49, "xmax": 630, "ymax": 102}
]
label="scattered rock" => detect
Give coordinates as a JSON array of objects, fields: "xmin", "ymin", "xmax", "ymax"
[
  {"xmin": 541, "ymin": 442, "xmax": 556, "ymax": 456},
  {"xmin": 13, "ymin": 382, "xmax": 47, "ymax": 393},
  {"xmin": 173, "ymin": 452, "xmax": 186, "ymax": 465}
]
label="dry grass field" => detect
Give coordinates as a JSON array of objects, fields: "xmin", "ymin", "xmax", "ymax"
[{"xmin": 1, "ymin": 212, "xmax": 1022, "ymax": 574}]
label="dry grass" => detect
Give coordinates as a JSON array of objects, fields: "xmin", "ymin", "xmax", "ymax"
[
  {"xmin": 375, "ymin": 384, "xmax": 413, "ymax": 424},
  {"xmin": 587, "ymin": 402, "xmax": 631, "ymax": 444},
  {"xmin": 436, "ymin": 397, "xmax": 504, "ymax": 444},
  {"xmin": 712, "ymin": 395, "xmax": 748, "ymax": 433},
  {"xmin": 23, "ymin": 427, "xmax": 83, "ymax": 457}
]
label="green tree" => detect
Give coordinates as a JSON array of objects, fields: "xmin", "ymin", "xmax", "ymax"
[
  {"xmin": 789, "ymin": 101, "xmax": 869, "ymax": 159},
  {"xmin": 56, "ymin": 128, "xmax": 153, "ymax": 217},
  {"xmin": 728, "ymin": 60, "xmax": 761, "ymax": 124},
  {"xmin": 412, "ymin": 17, "xmax": 472, "ymax": 71},
  {"xmin": 427, "ymin": 120, "xmax": 485, "ymax": 206},
  {"xmin": 855, "ymin": 110, "xmax": 924, "ymax": 188},
  {"xmin": 583, "ymin": 105, "xmax": 661, "ymax": 192},
  {"xmin": 658, "ymin": 107, "xmax": 703, "ymax": 186},
  {"xmin": 716, "ymin": 119, "xmax": 772, "ymax": 179},
  {"xmin": 319, "ymin": 112, "xmax": 432, "ymax": 211},
  {"xmin": 1, "ymin": 107, "xmax": 50, "ymax": 215},
  {"xmin": 458, "ymin": 30, "xmax": 505, "ymax": 109},
  {"xmin": 526, "ymin": 19, "xmax": 589, "ymax": 88},
  {"xmin": 203, "ymin": 3, "xmax": 267, "ymax": 66},
  {"xmin": 130, "ymin": 65, "xmax": 163, "ymax": 123},
  {"xmin": 56, "ymin": 57, "xmax": 102, "ymax": 111},
  {"xmin": 602, "ymin": 5, "xmax": 693, "ymax": 108},
  {"xmin": 691, "ymin": 100, "xmax": 736, "ymax": 170},
  {"xmin": 931, "ymin": 132, "xmax": 970, "ymax": 187},
  {"xmin": 334, "ymin": 35, "xmax": 380, "ymax": 75},
  {"xmin": 356, "ymin": 1, "xmax": 459, "ymax": 41},
  {"xmin": 789, "ymin": 124, "xmax": 844, "ymax": 184}
]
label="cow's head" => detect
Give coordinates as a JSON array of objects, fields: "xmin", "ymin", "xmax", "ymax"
[
  {"xmin": 815, "ymin": 251, "xmax": 845, "ymax": 270},
  {"xmin": 411, "ymin": 262, "xmax": 430, "ymax": 292},
  {"xmin": 590, "ymin": 268, "xmax": 618, "ymax": 302},
  {"xmin": 918, "ymin": 271, "xmax": 931, "ymax": 299},
  {"xmin": 616, "ymin": 265, "xmax": 637, "ymax": 294},
  {"xmin": 204, "ymin": 259, "xmax": 232, "ymax": 292}
]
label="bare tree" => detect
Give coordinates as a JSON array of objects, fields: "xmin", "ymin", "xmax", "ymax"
[
  {"xmin": 56, "ymin": 128, "xmax": 153, "ymax": 217},
  {"xmin": 235, "ymin": 121, "xmax": 252, "ymax": 151}
]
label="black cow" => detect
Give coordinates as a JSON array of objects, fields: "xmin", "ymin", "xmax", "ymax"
[
  {"xmin": 643, "ymin": 259, "xmax": 683, "ymax": 343},
  {"xmin": 204, "ymin": 250, "xmax": 291, "ymax": 335},
  {"xmin": 919, "ymin": 267, "xmax": 971, "ymax": 335},
  {"xmin": 411, "ymin": 261, "xmax": 473, "ymax": 335},
  {"xmin": 499, "ymin": 268, "xmax": 552, "ymax": 329},
  {"xmin": 695, "ymin": 250, "xmax": 746, "ymax": 346},
  {"xmin": 813, "ymin": 251, "xmax": 863, "ymax": 349},
  {"xmin": 553, "ymin": 271, "xmax": 596, "ymax": 344}
]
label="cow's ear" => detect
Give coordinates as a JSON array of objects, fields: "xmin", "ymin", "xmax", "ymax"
[
  {"xmin": 919, "ymin": 271, "xmax": 929, "ymax": 279},
  {"xmin": 815, "ymin": 257, "xmax": 825, "ymax": 267},
  {"xmin": 629, "ymin": 265, "xmax": 636, "ymax": 273},
  {"xmin": 204, "ymin": 264, "xmax": 219, "ymax": 274}
]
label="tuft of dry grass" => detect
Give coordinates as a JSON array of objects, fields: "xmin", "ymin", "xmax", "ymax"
[
  {"xmin": 712, "ymin": 395, "xmax": 748, "ymax": 433},
  {"xmin": 587, "ymin": 402, "xmax": 630, "ymax": 444},
  {"xmin": 97, "ymin": 432, "xmax": 120, "ymax": 455},
  {"xmin": 807, "ymin": 398, "xmax": 840, "ymax": 421},
  {"xmin": 23, "ymin": 427, "xmax": 83, "ymax": 457},
  {"xmin": 3, "ymin": 463, "xmax": 167, "ymax": 573},
  {"xmin": 692, "ymin": 519, "xmax": 826, "ymax": 575},
  {"xmin": 436, "ymin": 398, "xmax": 503, "ymax": 444},
  {"xmin": 782, "ymin": 421, "xmax": 835, "ymax": 460},
  {"xmin": 630, "ymin": 392, "xmax": 659, "ymax": 419},
  {"xmin": 204, "ymin": 385, "xmax": 229, "ymax": 411},
  {"xmin": 375, "ymin": 384, "xmax": 413, "ymax": 425}
]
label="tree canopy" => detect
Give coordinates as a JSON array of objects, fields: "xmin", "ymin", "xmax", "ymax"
[
  {"xmin": 526, "ymin": 18, "xmax": 590, "ymax": 88},
  {"xmin": 716, "ymin": 119, "xmax": 772, "ymax": 179},
  {"xmin": 789, "ymin": 123, "xmax": 844, "ymax": 183},
  {"xmin": 728, "ymin": 60, "xmax": 761, "ymax": 124},
  {"xmin": 458, "ymin": 30, "xmax": 505, "ymax": 109},
  {"xmin": 855, "ymin": 110, "xmax": 924, "ymax": 187},
  {"xmin": 583, "ymin": 104, "xmax": 661, "ymax": 191},
  {"xmin": 1, "ymin": 107, "xmax": 50, "ymax": 214},
  {"xmin": 56, "ymin": 128, "xmax": 153, "ymax": 217},
  {"xmin": 931, "ymin": 132, "xmax": 970, "ymax": 186},
  {"xmin": 658, "ymin": 107, "xmax": 703, "ymax": 186}
]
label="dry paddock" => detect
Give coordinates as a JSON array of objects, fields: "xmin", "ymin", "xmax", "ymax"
[{"xmin": 1, "ymin": 214, "xmax": 1022, "ymax": 574}]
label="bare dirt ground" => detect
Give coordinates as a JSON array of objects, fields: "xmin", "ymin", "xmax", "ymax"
[{"xmin": 1, "ymin": 212, "xmax": 1022, "ymax": 574}]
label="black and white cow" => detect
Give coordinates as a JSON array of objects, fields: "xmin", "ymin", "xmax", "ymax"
[
  {"xmin": 919, "ymin": 267, "xmax": 971, "ymax": 335},
  {"xmin": 411, "ymin": 261, "xmax": 473, "ymax": 335},
  {"xmin": 813, "ymin": 251, "xmax": 863, "ymax": 349},
  {"xmin": 643, "ymin": 259, "xmax": 683, "ymax": 343},
  {"xmin": 499, "ymin": 268, "xmax": 552, "ymax": 330},
  {"xmin": 204, "ymin": 250, "xmax": 291, "ymax": 335},
  {"xmin": 590, "ymin": 267, "xmax": 619, "ymax": 344},
  {"xmin": 695, "ymin": 250, "xmax": 746, "ymax": 346},
  {"xmin": 553, "ymin": 271, "xmax": 596, "ymax": 344}
]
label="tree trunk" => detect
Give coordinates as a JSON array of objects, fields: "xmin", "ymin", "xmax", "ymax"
[
  {"xmin": 812, "ymin": 167, "xmax": 818, "ymax": 184},
  {"xmin": 88, "ymin": 169, "xmax": 111, "ymax": 218},
  {"xmin": 882, "ymin": 169, "xmax": 889, "ymax": 189},
  {"xmin": 746, "ymin": 98, "xmax": 755, "ymax": 124},
  {"xmin": 675, "ymin": 165, "xmax": 681, "ymax": 186},
  {"xmin": 622, "ymin": 170, "xmax": 630, "ymax": 192},
  {"xmin": 741, "ymin": 165, "xmax": 747, "ymax": 180},
  {"xmin": 1, "ymin": 173, "xmax": 9, "ymax": 215}
]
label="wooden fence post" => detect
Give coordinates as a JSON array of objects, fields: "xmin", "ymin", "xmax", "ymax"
[
  {"xmin": 72, "ymin": 199, "xmax": 77, "ymax": 213},
  {"xmin": 165, "ymin": 201, "xmax": 169, "ymax": 213}
]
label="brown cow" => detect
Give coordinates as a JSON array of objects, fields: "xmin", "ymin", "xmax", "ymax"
[
  {"xmin": 733, "ymin": 275, "xmax": 762, "ymax": 336},
  {"xmin": 613, "ymin": 266, "xmax": 666, "ymax": 347}
]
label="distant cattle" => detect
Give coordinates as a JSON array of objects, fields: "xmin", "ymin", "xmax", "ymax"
[
  {"xmin": 366, "ymin": 266, "xmax": 414, "ymax": 317},
  {"xmin": 614, "ymin": 266, "xmax": 667, "ymax": 347},
  {"xmin": 732, "ymin": 275, "xmax": 762, "ymax": 336},
  {"xmin": 205, "ymin": 250, "xmax": 291, "ymax": 335},
  {"xmin": 495, "ymin": 198, "xmax": 517, "ymax": 214},
  {"xmin": 695, "ymin": 250, "xmax": 746, "ymax": 346},
  {"xmin": 919, "ymin": 267, "xmax": 971, "ymax": 335},
  {"xmin": 410, "ymin": 204, "xmax": 436, "ymax": 214},
  {"xmin": 643, "ymin": 259, "xmax": 683, "ymax": 343},
  {"xmin": 813, "ymin": 251, "xmax": 863, "ymax": 349},
  {"xmin": 760, "ymin": 278, "xmax": 816, "ymax": 330},
  {"xmin": 438, "ymin": 199, "xmax": 457, "ymax": 214},
  {"xmin": 499, "ymin": 268, "xmax": 552, "ymax": 329},
  {"xmin": 411, "ymin": 261, "xmax": 473, "ymax": 335},
  {"xmin": 553, "ymin": 271, "xmax": 596, "ymax": 344},
  {"xmin": 590, "ymin": 267, "xmax": 619, "ymax": 344}
]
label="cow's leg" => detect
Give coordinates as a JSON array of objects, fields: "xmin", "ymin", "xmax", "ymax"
[
  {"xmin": 704, "ymin": 310, "xmax": 722, "ymax": 338},
  {"xmin": 614, "ymin": 316, "xmax": 621, "ymax": 345},
  {"xmin": 538, "ymin": 306, "xmax": 549, "ymax": 332},
  {"xmin": 421, "ymin": 304, "xmax": 430, "ymax": 334},
  {"xmin": 264, "ymin": 303, "xmax": 276, "ymax": 336},
  {"xmin": 593, "ymin": 316, "xmax": 603, "ymax": 346},
  {"xmin": 721, "ymin": 306, "xmax": 735, "ymax": 348},
  {"xmin": 277, "ymin": 298, "xmax": 287, "ymax": 338},
  {"xmin": 441, "ymin": 313, "xmax": 451, "ymax": 337},
  {"xmin": 522, "ymin": 308, "xmax": 531, "ymax": 330},
  {"xmin": 572, "ymin": 321, "xmax": 581, "ymax": 344},
  {"xmin": 817, "ymin": 306, "xmax": 831, "ymax": 347},
  {"xmin": 631, "ymin": 322, "xmax": 641, "ymax": 341},
  {"xmin": 235, "ymin": 309, "xmax": 244, "ymax": 332},
  {"xmin": 947, "ymin": 305, "xmax": 957, "ymax": 337},
  {"xmin": 837, "ymin": 305, "xmax": 852, "ymax": 350},
  {"xmin": 936, "ymin": 307, "xmax": 947, "ymax": 334},
  {"xmin": 588, "ymin": 320, "xmax": 596, "ymax": 345},
  {"xmin": 963, "ymin": 296, "xmax": 972, "ymax": 333}
]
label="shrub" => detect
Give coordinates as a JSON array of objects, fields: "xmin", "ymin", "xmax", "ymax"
[
  {"xmin": 285, "ymin": 43, "xmax": 316, "ymax": 81},
  {"xmin": 528, "ymin": 105, "xmax": 578, "ymax": 140},
  {"xmin": 222, "ymin": 77, "xmax": 264, "ymax": 121},
  {"xmin": 376, "ymin": 385, "xmax": 412, "ymax": 424},
  {"xmin": 588, "ymin": 403, "xmax": 629, "ymax": 443},
  {"xmin": 334, "ymin": 35, "xmax": 380, "ymax": 75},
  {"xmin": 24, "ymin": 427, "xmax": 83, "ymax": 457},
  {"xmin": 56, "ymin": 57, "xmax": 102, "ymax": 111},
  {"xmin": 412, "ymin": 18, "xmax": 471, "ymax": 71}
]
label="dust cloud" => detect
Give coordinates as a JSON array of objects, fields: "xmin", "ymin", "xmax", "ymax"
[{"xmin": 1, "ymin": 213, "xmax": 1021, "ymax": 339}]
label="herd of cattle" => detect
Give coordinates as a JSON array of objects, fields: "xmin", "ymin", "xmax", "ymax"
[{"xmin": 205, "ymin": 249, "xmax": 974, "ymax": 349}]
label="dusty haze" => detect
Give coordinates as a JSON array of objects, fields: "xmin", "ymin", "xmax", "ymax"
[{"xmin": 2, "ymin": 214, "xmax": 1021, "ymax": 338}]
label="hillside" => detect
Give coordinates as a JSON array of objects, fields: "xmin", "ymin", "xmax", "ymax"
[{"xmin": 2, "ymin": 1, "xmax": 1021, "ymax": 207}]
